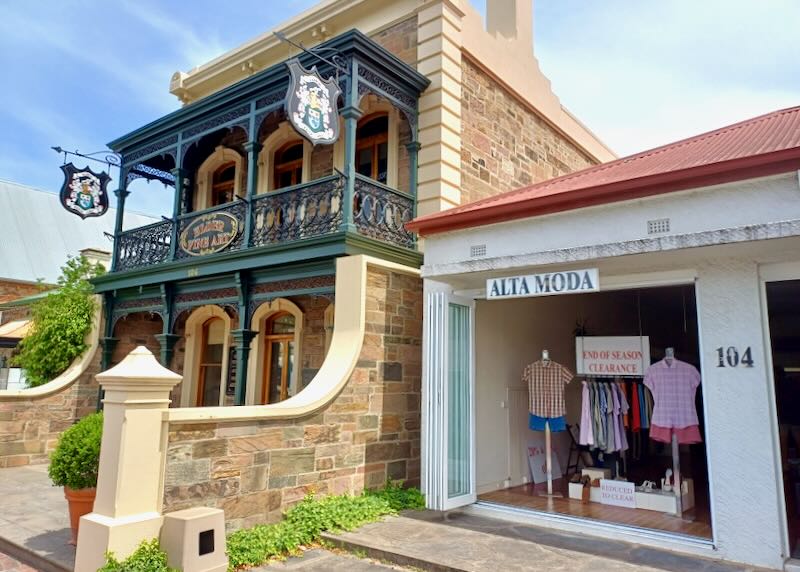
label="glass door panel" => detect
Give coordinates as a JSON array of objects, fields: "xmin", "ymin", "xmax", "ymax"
[{"xmin": 448, "ymin": 302, "xmax": 471, "ymax": 499}]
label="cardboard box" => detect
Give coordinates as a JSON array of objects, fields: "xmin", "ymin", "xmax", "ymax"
[
  {"xmin": 581, "ymin": 467, "xmax": 612, "ymax": 481},
  {"xmin": 567, "ymin": 482, "xmax": 602, "ymax": 502}
]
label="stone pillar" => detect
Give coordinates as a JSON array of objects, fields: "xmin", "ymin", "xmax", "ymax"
[
  {"xmin": 231, "ymin": 329, "xmax": 257, "ymax": 406},
  {"xmin": 75, "ymin": 346, "xmax": 182, "ymax": 572},
  {"xmin": 416, "ymin": 1, "xmax": 464, "ymax": 216}
]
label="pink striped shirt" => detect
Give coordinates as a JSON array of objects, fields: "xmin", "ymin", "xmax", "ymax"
[{"xmin": 643, "ymin": 359, "xmax": 701, "ymax": 429}]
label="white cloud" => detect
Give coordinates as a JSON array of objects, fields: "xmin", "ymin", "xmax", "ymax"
[
  {"xmin": 117, "ymin": 1, "xmax": 228, "ymax": 69},
  {"xmin": 535, "ymin": 0, "xmax": 800, "ymax": 156}
]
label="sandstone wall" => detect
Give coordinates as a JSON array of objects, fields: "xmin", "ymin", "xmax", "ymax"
[
  {"xmin": 161, "ymin": 267, "xmax": 422, "ymax": 530},
  {"xmin": 460, "ymin": 57, "xmax": 597, "ymax": 205},
  {"xmin": 0, "ymin": 345, "xmax": 101, "ymax": 468}
]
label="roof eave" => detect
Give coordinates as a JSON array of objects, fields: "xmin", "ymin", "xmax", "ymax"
[{"xmin": 408, "ymin": 148, "xmax": 800, "ymax": 237}]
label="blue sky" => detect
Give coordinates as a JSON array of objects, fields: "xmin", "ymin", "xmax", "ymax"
[{"xmin": 1, "ymin": 1, "xmax": 798, "ymax": 218}]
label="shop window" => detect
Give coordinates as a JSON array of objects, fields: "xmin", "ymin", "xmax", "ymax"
[
  {"xmin": 211, "ymin": 162, "xmax": 236, "ymax": 206},
  {"xmin": 196, "ymin": 317, "xmax": 225, "ymax": 407},
  {"xmin": 356, "ymin": 114, "xmax": 389, "ymax": 184},
  {"xmin": 261, "ymin": 312, "xmax": 297, "ymax": 404},
  {"xmin": 273, "ymin": 141, "xmax": 304, "ymax": 190}
]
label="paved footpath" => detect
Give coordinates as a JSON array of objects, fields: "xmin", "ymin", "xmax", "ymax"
[{"xmin": 0, "ymin": 551, "xmax": 36, "ymax": 572}]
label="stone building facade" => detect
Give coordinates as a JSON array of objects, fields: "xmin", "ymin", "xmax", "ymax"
[{"xmin": 161, "ymin": 266, "xmax": 421, "ymax": 529}]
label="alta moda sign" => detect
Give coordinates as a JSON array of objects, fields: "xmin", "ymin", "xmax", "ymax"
[
  {"xmin": 285, "ymin": 59, "xmax": 341, "ymax": 145},
  {"xmin": 486, "ymin": 269, "xmax": 599, "ymax": 300},
  {"xmin": 575, "ymin": 336, "xmax": 651, "ymax": 376}
]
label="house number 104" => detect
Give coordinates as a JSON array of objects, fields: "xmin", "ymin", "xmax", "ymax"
[{"xmin": 715, "ymin": 346, "xmax": 754, "ymax": 368}]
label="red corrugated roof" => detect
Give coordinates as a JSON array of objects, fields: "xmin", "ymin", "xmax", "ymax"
[{"xmin": 407, "ymin": 105, "xmax": 800, "ymax": 236}]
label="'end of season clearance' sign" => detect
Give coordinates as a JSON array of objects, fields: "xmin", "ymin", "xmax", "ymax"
[
  {"xmin": 486, "ymin": 268, "xmax": 599, "ymax": 300},
  {"xmin": 576, "ymin": 336, "xmax": 651, "ymax": 376}
]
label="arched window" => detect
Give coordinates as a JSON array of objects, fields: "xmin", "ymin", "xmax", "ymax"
[
  {"xmin": 197, "ymin": 317, "xmax": 225, "ymax": 406},
  {"xmin": 273, "ymin": 141, "xmax": 304, "ymax": 190},
  {"xmin": 356, "ymin": 113, "xmax": 389, "ymax": 184},
  {"xmin": 261, "ymin": 312, "xmax": 297, "ymax": 404},
  {"xmin": 211, "ymin": 162, "xmax": 236, "ymax": 206}
]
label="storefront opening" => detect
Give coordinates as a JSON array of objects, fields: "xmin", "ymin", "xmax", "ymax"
[{"xmin": 473, "ymin": 284, "xmax": 712, "ymax": 540}]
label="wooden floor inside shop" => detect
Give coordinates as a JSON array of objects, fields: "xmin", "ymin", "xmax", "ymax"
[{"xmin": 479, "ymin": 479, "xmax": 712, "ymax": 539}]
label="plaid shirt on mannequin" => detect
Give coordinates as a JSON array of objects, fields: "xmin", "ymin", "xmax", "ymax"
[{"xmin": 523, "ymin": 360, "xmax": 574, "ymax": 418}]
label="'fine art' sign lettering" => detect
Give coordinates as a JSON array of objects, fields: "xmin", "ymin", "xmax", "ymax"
[
  {"xmin": 486, "ymin": 268, "xmax": 599, "ymax": 300},
  {"xmin": 576, "ymin": 336, "xmax": 651, "ymax": 376},
  {"xmin": 179, "ymin": 212, "xmax": 239, "ymax": 257},
  {"xmin": 599, "ymin": 479, "xmax": 636, "ymax": 508}
]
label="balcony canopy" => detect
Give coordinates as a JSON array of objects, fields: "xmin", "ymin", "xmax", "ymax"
[{"xmin": 108, "ymin": 29, "xmax": 430, "ymax": 186}]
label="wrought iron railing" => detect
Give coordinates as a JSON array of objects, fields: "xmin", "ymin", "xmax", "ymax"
[
  {"xmin": 251, "ymin": 175, "xmax": 343, "ymax": 247},
  {"xmin": 113, "ymin": 173, "xmax": 415, "ymax": 271},
  {"xmin": 115, "ymin": 220, "xmax": 172, "ymax": 271},
  {"xmin": 353, "ymin": 174, "xmax": 415, "ymax": 249},
  {"xmin": 174, "ymin": 200, "xmax": 247, "ymax": 261}
]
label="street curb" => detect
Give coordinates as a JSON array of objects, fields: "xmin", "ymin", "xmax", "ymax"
[
  {"xmin": 0, "ymin": 535, "xmax": 72, "ymax": 572},
  {"xmin": 320, "ymin": 532, "xmax": 469, "ymax": 572}
]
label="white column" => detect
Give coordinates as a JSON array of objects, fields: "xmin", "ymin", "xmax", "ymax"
[
  {"xmin": 695, "ymin": 259, "xmax": 785, "ymax": 569},
  {"xmin": 75, "ymin": 346, "xmax": 182, "ymax": 572}
]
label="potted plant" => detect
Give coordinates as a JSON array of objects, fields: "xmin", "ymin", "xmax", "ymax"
[{"xmin": 48, "ymin": 412, "xmax": 102, "ymax": 545}]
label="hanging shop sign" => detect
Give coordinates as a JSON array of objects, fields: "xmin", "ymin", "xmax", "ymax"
[
  {"xmin": 486, "ymin": 268, "xmax": 599, "ymax": 300},
  {"xmin": 179, "ymin": 212, "xmax": 239, "ymax": 257},
  {"xmin": 600, "ymin": 479, "xmax": 636, "ymax": 508},
  {"xmin": 285, "ymin": 58, "xmax": 341, "ymax": 146},
  {"xmin": 575, "ymin": 336, "xmax": 651, "ymax": 376},
  {"xmin": 58, "ymin": 163, "xmax": 110, "ymax": 219}
]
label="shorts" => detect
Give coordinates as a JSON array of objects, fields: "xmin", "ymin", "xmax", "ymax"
[
  {"xmin": 650, "ymin": 424, "xmax": 702, "ymax": 444},
  {"xmin": 529, "ymin": 414, "xmax": 566, "ymax": 432}
]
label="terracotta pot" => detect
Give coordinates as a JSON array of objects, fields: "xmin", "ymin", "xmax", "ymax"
[{"xmin": 64, "ymin": 486, "xmax": 96, "ymax": 545}]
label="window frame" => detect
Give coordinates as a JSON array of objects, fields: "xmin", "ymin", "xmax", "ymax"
[
  {"xmin": 355, "ymin": 113, "xmax": 390, "ymax": 184},
  {"xmin": 260, "ymin": 311, "xmax": 296, "ymax": 404}
]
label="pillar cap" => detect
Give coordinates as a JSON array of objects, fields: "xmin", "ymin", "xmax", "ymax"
[{"xmin": 96, "ymin": 346, "xmax": 182, "ymax": 387}]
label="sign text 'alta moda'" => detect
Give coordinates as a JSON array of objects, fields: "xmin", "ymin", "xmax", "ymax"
[{"xmin": 486, "ymin": 269, "xmax": 599, "ymax": 300}]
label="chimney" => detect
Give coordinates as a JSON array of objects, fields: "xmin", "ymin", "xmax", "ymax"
[{"xmin": 486, "ymin": 0, "xmax": 533, "ymax": 50}]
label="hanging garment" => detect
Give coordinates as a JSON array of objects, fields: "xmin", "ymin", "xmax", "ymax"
[
  {"xmin": 631, "ymin": 382, "xmax": 642, "ymax": 432},
  {"xmin": 523, "ymin": 359, "xmax": 574, "ymax": 420},
  {"xmin": 638, "ymin": 384, "xmax": 650, "ymax": 430},
  {"xmin": 643, "ymin": 358, "xmax": 702, "ymax": 444},
  {"xmin": 579, "ymin": 381, "xmax": 595, "ymax": 446}
]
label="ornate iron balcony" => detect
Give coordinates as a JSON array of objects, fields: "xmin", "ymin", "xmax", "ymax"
[{"xmin": 112, "ymin": 173, "xmax": 415, "ymax": 272}]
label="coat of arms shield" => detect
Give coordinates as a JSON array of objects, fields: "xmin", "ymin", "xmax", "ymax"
[
  {"xmin": 285, "ymin": 59, "xmax": 342, "ymax": 146},
  {"xmin": 58, "ymin": 163, "xmax": 110, "ymax": 219}
]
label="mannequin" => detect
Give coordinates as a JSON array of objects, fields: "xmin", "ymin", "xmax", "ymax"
[{"xmin": 523, "ymin": 348, "xmax": 573, "ymax": 497}]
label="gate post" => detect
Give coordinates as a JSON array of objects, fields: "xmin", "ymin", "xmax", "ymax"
[{"xmin": 75, "ymin": 346, "xmax": 182, "ymax": 572}]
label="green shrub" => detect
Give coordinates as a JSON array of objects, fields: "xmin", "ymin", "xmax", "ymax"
[
  {"xmin": 48, "ymin": 412, "xmax": 102, "ymax": 490},
  {"xmin": 226, "ymin": 482, "xmax": 425, "ymax": 570},
  {"xmin": 12, "ymin": 255, "xmax": 104, "ymax": 387},
  {"xmin": 365, "ymin": 480, "xmax": 426, "ymax": 511},
  {"xmin": 100, "ymin": 539, "xmax": 177, "ymax": 572}
]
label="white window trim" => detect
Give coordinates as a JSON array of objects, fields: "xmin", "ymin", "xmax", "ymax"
[
  {"xmin": 246, "ymin": 298, "xmax": 304, "ymax": 405},
  {"xmin": 180, "ymin": 305, "xmax": 233, "ymax": 408},
  {"xmin": 333, "ymin": 95, "xmax": 399, "ymax": 189},
  {"xmin": 258, "ymin": 122, "xmax": 311, "ymax": 194},
  {"xmin": 195, "ymin": 146, "xmax": 245, "ymax": 210}
]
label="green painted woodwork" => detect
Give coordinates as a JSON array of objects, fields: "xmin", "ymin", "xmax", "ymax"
[{"xmin": 93, "ymin": 231, "xmax": 420, "ymax": 293}]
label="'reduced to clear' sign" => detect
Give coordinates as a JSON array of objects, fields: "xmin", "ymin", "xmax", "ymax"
[
  {"xmin": 486, "ymin": 268, "xmax": 599, "ymax": 300},
  {"xmin": 576, "ymin": 336, "xmax": 651, "ymax": 376},
  {"xmin": 600, "ymin": 479, "xmax": 636, "ymax": 508}
]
